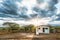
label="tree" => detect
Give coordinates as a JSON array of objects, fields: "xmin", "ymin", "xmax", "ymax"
[
  {"xmin": 48, "ymin": 24, "xmax": 56, "ymax": 33},
  {"xmin": 3, "ymin": 22, "xmax": 20, "ymax": 32},
  {"xmin": 25, "ymin": 24, "xmax": 35, "ymax": 33}
]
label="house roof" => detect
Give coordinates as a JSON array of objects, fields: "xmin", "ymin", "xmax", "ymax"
[{"xmin": 36, "ymin": 25, "xmax": 49, "ymax": 28}]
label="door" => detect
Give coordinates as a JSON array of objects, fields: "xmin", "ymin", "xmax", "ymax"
[{"xmin": 43, "ymin": 28, "xmax": 49, "ymax": 33}]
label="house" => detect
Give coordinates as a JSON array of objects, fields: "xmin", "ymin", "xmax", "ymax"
[{"xmin": 36, "ymin": 25, "xmax": 50, "ymax": 35}]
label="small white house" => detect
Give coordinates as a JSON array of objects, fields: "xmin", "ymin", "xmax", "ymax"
[{"xmin": 36, "ymin": 25, "xmax": 49, "ymax": 35}]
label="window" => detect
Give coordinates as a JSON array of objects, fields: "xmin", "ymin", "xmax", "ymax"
[
  {"xmin": 38, "ymin": 28, "xmax": 40, "ymax": 29},
  {"xmin": 45, "ymin": 28, "xmax": 48, "ymax": 29}
]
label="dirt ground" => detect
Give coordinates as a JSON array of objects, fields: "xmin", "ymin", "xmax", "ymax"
[{"xmin": 0, "ymin": 33, "xmax": 60, "ymax": 40}]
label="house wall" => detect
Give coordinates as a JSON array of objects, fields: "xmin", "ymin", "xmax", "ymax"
[{"xmin": 36, "ymin": 25, "xmax": 49, "ymax": 35}]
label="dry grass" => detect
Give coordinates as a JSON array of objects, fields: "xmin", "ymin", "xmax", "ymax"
[{"xmin": 0, "ymin": 32, "xmax": 60, "ymax": 40}]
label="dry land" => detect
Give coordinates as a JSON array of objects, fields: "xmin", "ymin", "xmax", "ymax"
[{"xmin": 0, "ymin": 33, "xmax": 60, "ymax": 40}]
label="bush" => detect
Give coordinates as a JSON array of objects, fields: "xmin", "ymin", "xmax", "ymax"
[{"xmin": 23, "ymin": 24, "xmax": 36, "ymax": 33}]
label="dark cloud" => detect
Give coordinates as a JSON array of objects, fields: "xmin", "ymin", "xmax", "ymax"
[
  {"xmin": 37, "ymin": 0, "xmax": 44, "ymax": 4},
  {"xmin": 0, "ymin": 0, "xmax": 60, "ymax": 21},
  {"xmin": 32, "ymin": 0, "xmax": 58, "ymax": 18},
  {"xmin": 0, "ymin": 0, "xmax": 18, "ymax": 15},
  {"xmin": 32, "ymin": 6, "xmax": 41, "ymax": 12},
  {"xmin": 55, "ymin": 14, "xmax": 60, "ymax": 21},
  {"xmin": 0, "ymin": 0, "xmax": 29, "ymax": 19}
]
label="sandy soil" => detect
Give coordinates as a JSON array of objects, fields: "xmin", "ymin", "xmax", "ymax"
[{"xmin": 0, "ymin": 33, "xmax": 60, "ymax": 40}]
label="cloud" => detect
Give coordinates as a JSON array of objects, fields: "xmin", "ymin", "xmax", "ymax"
[
  {"xmin": 49, "ymin": 21, "xmax": 60, "ymax": 26},
  {"xmin": 0, "ymin": 0, "xmax": 60, "ymax": 25}
]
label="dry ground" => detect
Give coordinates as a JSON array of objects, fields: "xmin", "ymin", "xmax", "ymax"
[{"xmin": 0, "ymin": 32, "xmax": 60, "ymax": 40}]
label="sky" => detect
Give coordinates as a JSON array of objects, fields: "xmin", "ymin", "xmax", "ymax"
[{"xmin": 0, "ymin": 0, "xmax": 60, "ymax": 26}]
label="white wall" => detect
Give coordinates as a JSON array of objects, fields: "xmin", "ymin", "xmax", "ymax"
[{"xmin": 36, "ymin": 25, "xmax": 49, "ymax": 35}]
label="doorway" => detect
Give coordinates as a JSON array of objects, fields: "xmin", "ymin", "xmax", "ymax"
[{"xmin": 43, "ymin": 28, "xmax": 49, "ymax": 33}]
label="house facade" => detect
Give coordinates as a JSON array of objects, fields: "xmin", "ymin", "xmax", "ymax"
[{"xmin": 36, "ymin": 25, "xmax": 50, "ymax": 35}]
